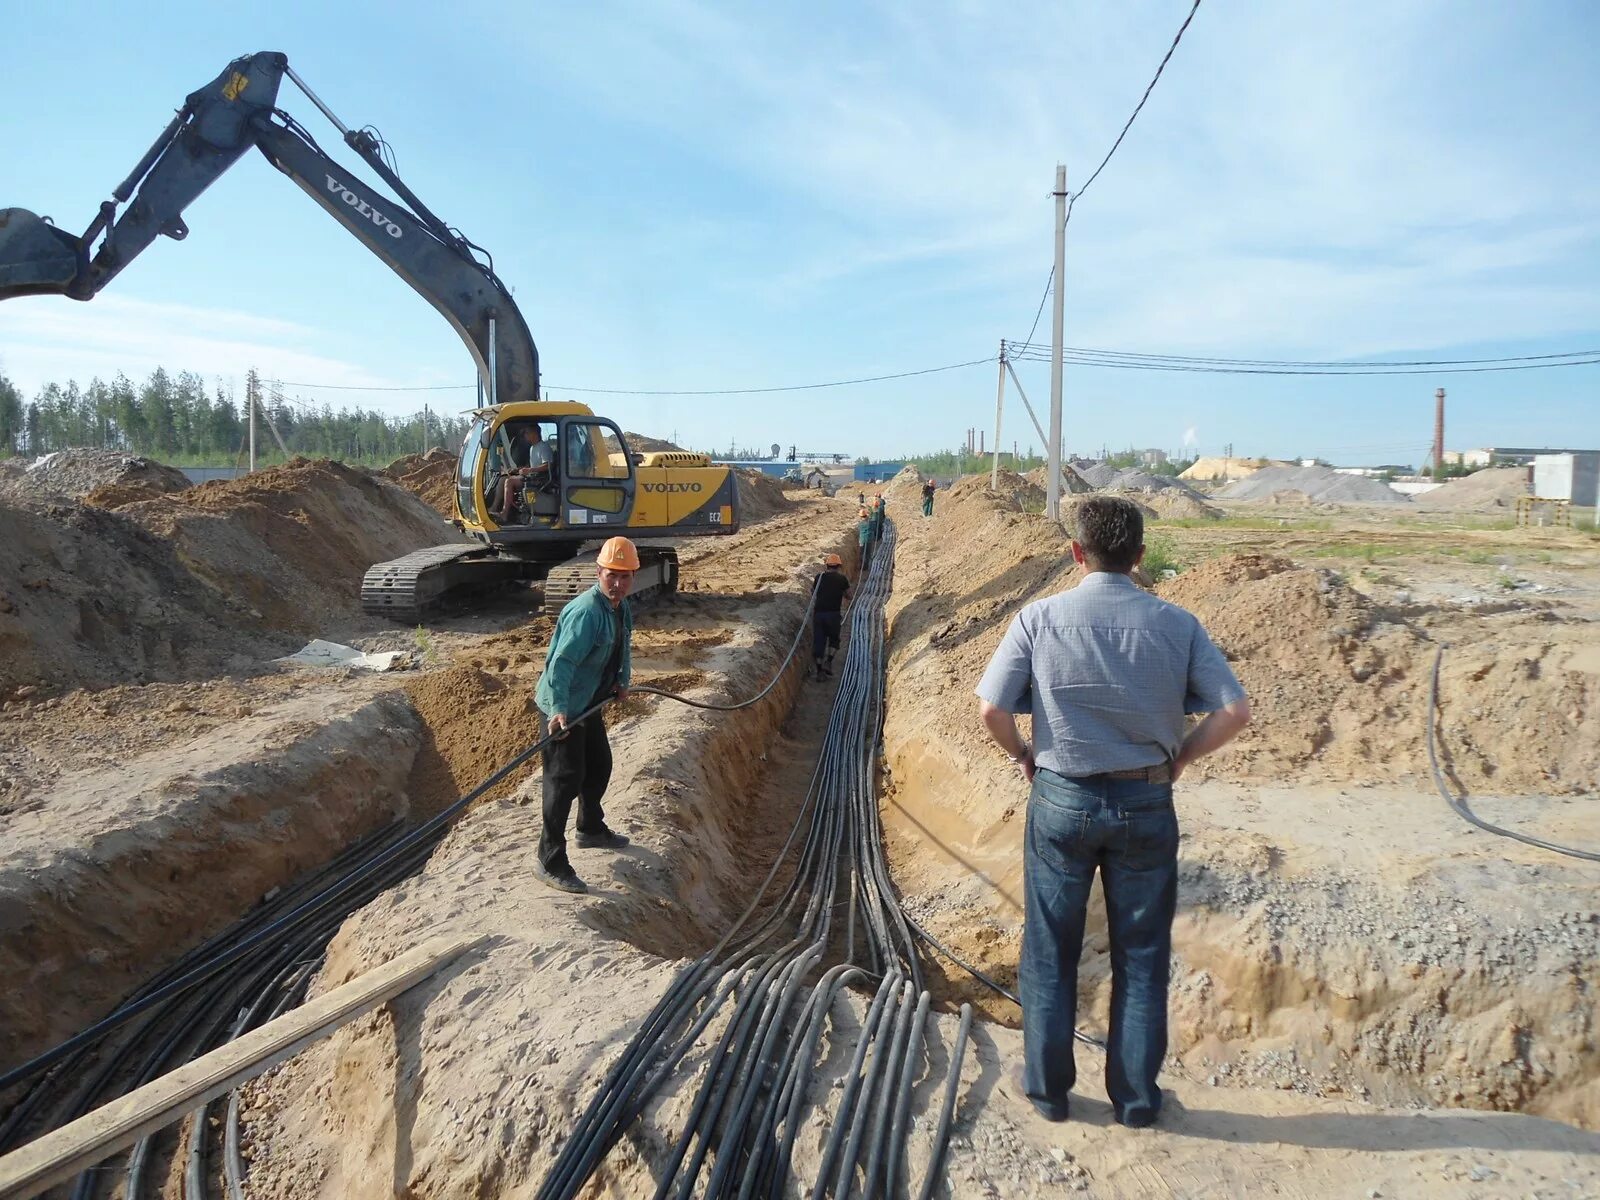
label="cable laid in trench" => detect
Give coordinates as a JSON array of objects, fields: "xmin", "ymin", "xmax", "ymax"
[
  {"xmin": 538, "ymin": 520, "xmax": 973, "ymax": 1200},
  {"xmin": 1427, "ymin": 646, "xmax": 1599, "ymax": 864}
]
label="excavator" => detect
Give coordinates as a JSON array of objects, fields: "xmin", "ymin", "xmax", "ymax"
[{"xmin": 0, "ymin": 50, "xmax": 739, "ymax": 620}]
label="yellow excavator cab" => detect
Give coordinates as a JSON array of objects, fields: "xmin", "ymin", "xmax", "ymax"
[{"xmin": 363, "ymin": 402, "xmax": 740, "ymax": 619}]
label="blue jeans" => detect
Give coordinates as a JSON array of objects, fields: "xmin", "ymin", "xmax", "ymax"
[{"xmin": 1021, "ymin": 768, "xmax": 1178, "ymax": 1124}]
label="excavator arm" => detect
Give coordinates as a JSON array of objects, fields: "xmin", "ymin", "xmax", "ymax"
[{"xmin": 0, "ymin": 50, "xmax": 538, "ymax": 405}]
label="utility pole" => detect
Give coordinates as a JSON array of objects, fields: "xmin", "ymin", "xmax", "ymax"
[
  {"xmin": 991, "ymin": 340, "xmax": 1007, "ymax": 489},
  {"xmin": 1433, "ymin": 387, "xmax": 1445, "ymax": 477},
  {"xmin": 247, "ymin": 371, "xmax": 257, "ymax": 474},
  {"xmin": 422, "ymin": 404, "xmax": 429, "ymax": 455},
  {"xmin": 1046, "ymin": 163, "xmax": 1067, "ymax": 523}
]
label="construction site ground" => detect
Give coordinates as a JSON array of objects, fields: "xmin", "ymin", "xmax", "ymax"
[{"xmin": 1, "ymin": 454, "xmax": 1597, "ymax": 1198}]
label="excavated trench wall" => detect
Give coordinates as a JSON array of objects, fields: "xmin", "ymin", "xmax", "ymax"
[
  {"xmin": 877, "ymin": 471, "xmax": 1600, "ymax": 1130},
  {"xmin": 0, "ymin": 689, "xmax": 424, "ymax": 1073}
]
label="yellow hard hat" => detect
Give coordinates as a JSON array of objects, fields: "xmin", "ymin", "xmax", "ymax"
[
  {"xmin": 824, "ymin": 552, "xmax": 843, "ymax": 567},
  {"xmin": 596, "ymin": 536, "xmax": 641, "ymax": 571}
]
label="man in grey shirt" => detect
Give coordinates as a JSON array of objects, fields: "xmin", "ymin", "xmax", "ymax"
[{"xmin": 976, "ymin": 495, "xmax": 1250, "ymax": 1127}]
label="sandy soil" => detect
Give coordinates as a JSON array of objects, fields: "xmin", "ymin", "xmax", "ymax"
[{"xmin": 3, "ymin": 454, "xmax": 1598, "ymax": 1198}]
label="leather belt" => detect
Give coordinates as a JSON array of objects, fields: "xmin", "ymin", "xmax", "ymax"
[{"xmin": 1102, "ymin": 763, "xmax": 1172, "ymax": 783}]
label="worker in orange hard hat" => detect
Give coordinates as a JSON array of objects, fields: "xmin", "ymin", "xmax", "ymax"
[
  {"xmin": 532, "ymin": 535, "xmax": 639, "ymax": 893},
  {"xmin": 811, "ymin": 552, "xmax": 851, "ymax": 679}
]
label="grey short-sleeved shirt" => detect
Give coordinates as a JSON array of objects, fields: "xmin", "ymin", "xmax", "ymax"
[{"xmin": 975, "ymin": 571, "xmax": 1246, "ymax": 777}]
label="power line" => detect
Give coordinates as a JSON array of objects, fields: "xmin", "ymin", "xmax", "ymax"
[
  {"xmin": 1014, "ymin": 1, "xmax": 1202, "ymax": 353},
  {"xmin": 1009, "ymin": 346, "xmax": 1600, "ymax": 375},
  {"xmin": 271, "ymin": 356, "xmax": 995, "ymax": 399},
  {"xmin": 1008, "ymin": 344, "xmax": 1600, "ymax": 369},
  {"xmin": 1073, "ymin": 0, "xmax": 1203, "ymax": 207}
]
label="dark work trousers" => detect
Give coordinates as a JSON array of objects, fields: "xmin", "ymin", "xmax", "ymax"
[
  {"xmin": 812, "ymin": 610, "xmax": 842, "ymax": 661},
  {"xmin": 1020, "ymin": 768, "xmax": 1178, "ymax": 1126},
  {"xmin": 538, "ymin": 708, "xmax": 612, "ymax": 873}
]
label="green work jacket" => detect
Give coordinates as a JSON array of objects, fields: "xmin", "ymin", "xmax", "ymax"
[{"xmin": 535, "ymin": 585, "xmax": 633, "ymax": 718}]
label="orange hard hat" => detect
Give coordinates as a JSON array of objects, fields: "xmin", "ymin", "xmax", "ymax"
[
  {"xmin": 596, "ymin": 536, "xmax": 641, "ymax": 571},
  {"xmin": 824, "ymin": 552, "xmax": 843, "ymax": 567},
  {"xmin": 859, "ymin": 508, "xmax": 869, "ymax": 518}
]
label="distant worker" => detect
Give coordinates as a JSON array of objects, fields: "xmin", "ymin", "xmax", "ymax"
[
  {"xmin": 489, "ymin": 423, "xmax": 554, "ymax": 522},
  {"xmin": 975, "ymin": 495, "xmax": 1251, "ymax": 1129},
  {"xmin": 872, "ymin": 492, "xmax": 887, "ymax": 540},
  {"xmin": 921, "ymin": 478, "xmax": 937, "ymax": 517},
  {"xmin": 857, "ymin": 506, "xmax": 875, "ymax": 571},
  {"xmin": 811, "ymin": 552, "xmax": 851, "ymax": 679},
  {"xmin": 532, "ymin": 536, "xmax": 638, "ymax": 893}
]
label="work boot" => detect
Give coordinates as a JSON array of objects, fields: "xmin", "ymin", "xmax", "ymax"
[
  {"xmin": 574, "ymin": 825, "xmax": 630, "ymax": 850},
  {"xmin": 534, "ymin": 860, "xmax": 587, "ymax": 894},
  {"xmin": 825, "ymin": 652, "xmax": 836, "ymax": 675},
  {"xmin": 814, "ymin": 658, "xmax": 826, "ymax": 680}
]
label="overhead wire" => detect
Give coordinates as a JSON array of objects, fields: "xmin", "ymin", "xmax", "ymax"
[{"xmin": 1011, "ymin": 0, "xmax": 1203, "ymax": 350}]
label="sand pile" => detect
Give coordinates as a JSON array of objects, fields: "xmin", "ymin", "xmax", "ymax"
[
  {"xmin": 1159, "ymin": 554, "xmax": 1600, "ymax": 791},
  {"xmin": 1180, "ymin": 456, "xmax": 1282, "ymax": 482},
  {"xmin": 734, "ymin": 467, "xmax": 794, "ymax": 522},
  {"xmin": 383, "ymin": 447, "xmax": 457, "ymax": 516},
  {"xmin": 124, "ymin": 459, "xmax": 461, "ymax": 632},
  {"xmin": 1218, "ymin": 464, "xmax": 1410, "ymax": 505},
  {"xmin": 624, "ymin": 430, "xmax": 686, "ymax": 454},
  {"xmin": 0, "ymin": 448, "xmax": 191, "ymax": 508},
  {"xmin": 0, "ymin": 458, "xmax": 461, "ymax": 695},
  {"xmin": 0, "ymin": 495, "xmax": 282, "ymax": 696},
  {"xmin": 1412, "ymin": 466, "xmax": 1531, "ymax": 511},
  {"xmin": 1142, "ymin": 490, "xmax": 1223, "ymax": 519}
]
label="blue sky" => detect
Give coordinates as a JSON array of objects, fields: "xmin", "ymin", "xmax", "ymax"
[{"xmin": 2, "ymin": 0, "xmax": 1596, "ymax": 464}]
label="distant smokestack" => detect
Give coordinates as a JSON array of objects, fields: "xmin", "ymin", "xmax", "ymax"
[
  {"xmin": 1434, "ymin": 388, "xmax": 1446, "ymax": 474},
  {"xmin": 979, "ymin": 430, "xmax": 985, "ymax": 455}
]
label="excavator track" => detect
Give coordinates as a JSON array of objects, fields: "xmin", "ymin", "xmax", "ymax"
[
  {"xmin": 543, "ymin": 546, "xmax": 679, "ymax": 615},
  {"xmin": 361, "ymin": 543, "xmax": 528, "ymax": 623}
]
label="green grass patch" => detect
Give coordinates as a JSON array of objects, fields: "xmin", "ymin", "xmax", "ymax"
[
  {"xmin": 1143, "ymin": 532, "xmax": 1186, "ymax": 577},
  {"xmin": 1307, "ymin": 543, "xmax": 1392, "ymax": 563}
]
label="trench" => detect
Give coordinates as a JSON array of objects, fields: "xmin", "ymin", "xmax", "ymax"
[{"xmin": 0, "ymin": 523, "xmax": 865, "ymax": 1192}]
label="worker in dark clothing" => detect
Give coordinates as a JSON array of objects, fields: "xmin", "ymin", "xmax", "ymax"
[
  {"xmin": 872, "ymin": 492, "xmax": 887, "ymax": 539},
  {"xmin": 811, "ymin": 552, "xmax": 851, "ymax": 678},
  {"xmin": 857, "ymin": 507, "xmax": 875, "ymax": 571},
  {"xmin": 532, "ymin": 536, "xmax": 637, "ymax": 893},
  {"xmin": 922, "ymin": 478, "xmax": 937, "ymax": 517}
]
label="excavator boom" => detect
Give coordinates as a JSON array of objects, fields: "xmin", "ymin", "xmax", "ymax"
[{"xmin": 0, "ymin": 50, "xmax": 537, "ymax": 406}]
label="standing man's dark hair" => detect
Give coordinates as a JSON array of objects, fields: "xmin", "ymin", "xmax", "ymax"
[
  {"xmin": 975, "ymin": 503, "xmax": 1251, "ymax": 1128},
  {"xmin": 1072, "ymin": 495, "xmax": 1144, "ymax": 573}
]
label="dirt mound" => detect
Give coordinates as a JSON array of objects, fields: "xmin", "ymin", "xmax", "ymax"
[
  {"xmin": 1219, "ymin": 464, "xmax": 1410, "ymax": 505},
  {"xmin": 624, "ymin": 430, "xmax": 686, "ymax": 454},
  {"xmin": 734, "ymin": 468, "xmax": 794, "ymax": 523},
  {"xmin": 121, "ymin": 458, "xmax": 462, "ymax": 633},
  {"xmin": 0, "ymin": 495, "xmax": 283, "ymax": 696},
  {"xmin": 0, "ymin": 448, "xmax": 191, "ymax": 507},
  {"xmin": 1142, "ymin": 490, "xmax": 1223, "ymax": 519},
  {"xmin": 1158, "ymin": 554, "xmax": 1600, "ymax": 791},
  {"xmin": 383, "ymin": 447, "xmax": 457, "ymax": 516},
  {"xmin": 1078, "ymin": 462, "xmax": 1119, "ymax": 488},
  {"xmin": 1, "ymin": 459, "xmax": 460, "ymax": 694},
  {"xmin": 1103, "ymin": 469, "xmax": 1208, "ymax": 499},
  {"xmin": 1412, "ymin": 466, "xmax": 1532, "ymax": 511}
]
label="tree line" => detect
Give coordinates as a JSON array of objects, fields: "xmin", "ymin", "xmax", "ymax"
[{"xmin": 0, "ymin": 366, "xmax": 469, "ymax": 465}]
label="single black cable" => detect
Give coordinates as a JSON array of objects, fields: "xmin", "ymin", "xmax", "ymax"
[{"xmin": 1427, "ymin": 647, "xmax": 1599, "ymax": 862}]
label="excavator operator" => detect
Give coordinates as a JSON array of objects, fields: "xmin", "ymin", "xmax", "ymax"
[{"xmin": 489, "ymin": 422, "xmax": 555, "ymax": 523}]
